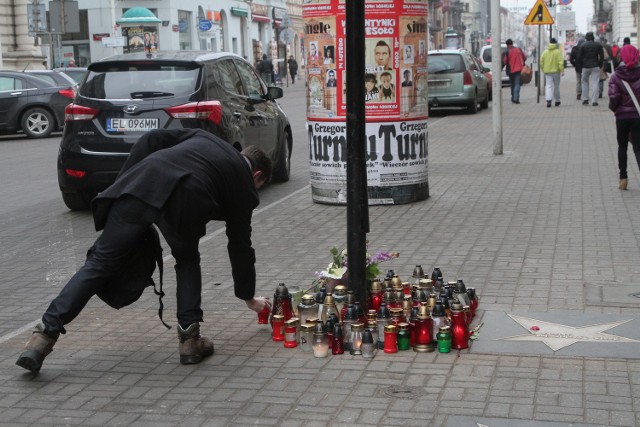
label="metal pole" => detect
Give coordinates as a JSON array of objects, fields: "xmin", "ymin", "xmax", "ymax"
[
  {"xmin": 537, "ymin": 26, "xmax": 541, "ymax": 103},
  {"xmin": 345, "ymin": 0, "xmax": 369, "ymax": 309},
  {"xmin": 491, "ymin": 0, "xmax": 502, "ymax": 155}
]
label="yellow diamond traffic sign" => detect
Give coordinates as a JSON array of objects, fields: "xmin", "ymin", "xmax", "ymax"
[{"xmin": 524, "ymin": 0, "xmax": 554, "ymax": 25}]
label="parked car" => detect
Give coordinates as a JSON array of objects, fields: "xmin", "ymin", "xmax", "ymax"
[
  {"xmin": 427, "ymin": 49, "xmax": 490, "ymax": 114},
  {"xmin": 53, "ymin": 67, "xmax": 88, "ymax": 85},
  {"xmin": 23, "ymin": 69, "xmax": 79, "ymax": 89},
  {"xmin": 479, "ymin": 44, "xmax": 509, "ymax": 86},
  {"xmin": 58, "ymin": 51, "xmax": 292, "ymax": 210},
  {"xmin": 0, "ymin": 70, "xmax": 75, "ymax": 138}
]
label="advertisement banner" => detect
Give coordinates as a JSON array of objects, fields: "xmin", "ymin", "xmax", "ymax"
[{"xmin": 303, "ymin": 0, "xmax": 429, "ymax": 204}]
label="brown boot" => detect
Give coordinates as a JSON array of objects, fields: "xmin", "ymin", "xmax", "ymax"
[
  {"xmin": 15, "ymin": 324, "xmax": 59, "ymax": 374},
  {"xmin": 178, "ymin": 323, "xmax": 214, "ymax": 365},
  {"xmin": 620, "ymin": 179, "xmax": 628, "ymax": 190}
]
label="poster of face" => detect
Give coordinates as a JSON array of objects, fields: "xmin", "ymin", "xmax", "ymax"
[{"xmin": 123, "ymin": 26, "xmax": 159, "ymax": 54}]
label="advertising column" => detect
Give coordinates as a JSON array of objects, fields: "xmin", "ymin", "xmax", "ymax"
[{"xmin": 304, "ymin": 0, "xmax": 428, "ymax": 205}]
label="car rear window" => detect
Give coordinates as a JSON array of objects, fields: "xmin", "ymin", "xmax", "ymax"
[
  {"xmin": 80, "ymin": 62, "xmax": 201, "ymax": 99},
  {"xmin": 428, "ymin": 55, "xmax": 465, "ymax": 74},
  {"xmin": 482, "ymin": 47, "xmax": 508, "ymax": 62}
]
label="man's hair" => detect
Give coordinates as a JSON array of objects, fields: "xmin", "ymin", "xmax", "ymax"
[
  {"xmin": 624, "ymin": 37, "xmax": 631, "ymax": 45},
  {"xmin": 550, "ymin": 38, "xmax": 557, "ymax": 44},
  {"xmin": 404, "ymin": 69, "xmax": 410, "ymax": 76},
  {"xmin": 365, "ymin": 73, "xmax": 377, "ymax": 83},
  {"xmin": 586, "ymin": 32, "xmax": 594, "ymax": 41},
  {"xmin": 328, "ymin": 70, "xmax": 335, "ymax": 76},
  {"xmin": 506, "ymin": 39, "xmax": 513, "ymax": 45},
  {"xmin": 375, "ymin": 40, "xmax": 391, "ymax": 53},
  {"xmin": 241, "ymin": 145, "xmax": 273, "ymax": 183}
]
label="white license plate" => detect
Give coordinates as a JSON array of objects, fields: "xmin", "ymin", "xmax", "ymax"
[
  {"xmin": 107, "ymin": 118, "xmax": 159, "ymax": 132},
  {"xmin": 429, "ymin": 80, "xmax": 451, "ymax": 88}
]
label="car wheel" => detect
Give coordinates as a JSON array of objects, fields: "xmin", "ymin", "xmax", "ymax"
[
  {"xmin": 480, "ymin": 91, "xmax": 489, "ymax": 109},
  {"xmin": 61, "ymin": 191, "xmax": 90, "ymax": 211},
  {"xmin": 272, "ymin": 129, "xmax": 291, "ymax": 182},
  {"xmin": 21, "ymin": 107, "xmax": 55, "ymax": 138},
  {"xmin": 468, "ymin": 93, "xmax": 478, "ymax": 114}
]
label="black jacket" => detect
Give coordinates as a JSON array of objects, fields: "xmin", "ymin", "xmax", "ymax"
[
  {"xmin": 92, "ymin": 128, "xmax": 260, "ymax": 300},
  {"xmin": 578, "ymin": 40, "xmax": 604, "ymax": 69}
]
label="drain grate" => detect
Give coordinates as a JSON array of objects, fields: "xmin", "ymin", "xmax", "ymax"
[{"xmin": 382, "ymin": 385, "xmax": 422, "ymax": 399}]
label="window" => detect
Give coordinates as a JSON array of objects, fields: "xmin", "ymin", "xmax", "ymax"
[
  {"xmin": 178, "ymin": 10, "xmax": 192, "ymax": 50},
  {"xmin": 235, "ymin": 60, "xmax": 264, "ymax": 98},
  {"xmin": 215, "ymin": 59, "xmax": 245, "ymax": 95},
  {"xmin": 0, "ymin": 77, "xmax": 22, "ymax": 91}
]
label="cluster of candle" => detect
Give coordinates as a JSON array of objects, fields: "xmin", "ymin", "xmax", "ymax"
[{"xmin": 266, "ymin": 266, "xmax": 479, "ymax": 358}]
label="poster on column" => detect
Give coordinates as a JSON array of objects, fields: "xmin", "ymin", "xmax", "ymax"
[{"xmin": 303, "ymin": 0, "xmax": 429, "ymax": 205}]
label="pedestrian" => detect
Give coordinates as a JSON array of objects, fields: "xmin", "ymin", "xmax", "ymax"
[
  {"xmin": 577, "ymin": 31, "xmax": 604, "ymax": 106},
  {"xmin": 540, "ymin": 37, "xmax": 565, "ymax": 107},
  {"xmin": 502, "ymin": 39, "xmax": 527, "ymax": 104},
  {"xmin": 287, "ymin": 56, "xmax": 298, "ymax": 84},
  {"xmin": 599, "ymin": 38, "xmax": 615, "ymax": 98},
  {"xmin": 15, "ymin": 129, "xmax": 273, "ymax": 374},
  {"xmin": 259, "ymin": 53, "xmax": 274, "ymax": 84},
  {"xmin": 608, "ymin": 44, "xmax": 640, "ymax": 191},
  {"xmin": 570, "ymin": 38, "xmax": 585, "ymax": 100}
]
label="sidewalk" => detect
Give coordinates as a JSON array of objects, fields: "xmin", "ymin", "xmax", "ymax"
[{"xmin": 2, "ymin": 71, "xmax": 640, "ymax": 427}]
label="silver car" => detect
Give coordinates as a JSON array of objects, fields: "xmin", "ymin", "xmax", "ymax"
[{"xmin": 428, "ymin": 49, "xmax": 490, "ymax": 114}]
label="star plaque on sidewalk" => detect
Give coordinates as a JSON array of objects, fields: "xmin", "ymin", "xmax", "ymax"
[{"xmin": 498, "ymin": 314, "xmax": 640, "ymax": 351}]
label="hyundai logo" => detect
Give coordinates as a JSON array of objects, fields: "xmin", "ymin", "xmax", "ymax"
[{"xmin": 123, "ymin": 105, "xmax": 138, "ymax": 114}]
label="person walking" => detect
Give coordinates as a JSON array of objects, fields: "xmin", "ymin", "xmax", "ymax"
[
  {"xmin": 608, "ymin": 44, "xmax": 640, "ymax": 190},
  {"xmin": 259, "ymin": 53, "xmax": 274, "ymax": 84},
  {"xmin": 578, "ymin": 31, "xmax": 604, "ymax": 106},
  {"xmin": 15, "ymin": 129, "xmax": 273, "ymax": 374},
  {"xmin": 503, "ymin": 38, "xmax": 527, "ymax": 104},
  {"xmin": 288, "ymin": 56, "xmax": 298, "ymax": 84},
  {"xmin": 570, "ymin": 38, "xmax": 585, "ymax": 100},
  {"xmin": 599, "ymin": 38, "xmax": 615, "ymax": 98},
  {"xmin": 540, "ymin": 38, "xmax": 565, "ymax": 107}
]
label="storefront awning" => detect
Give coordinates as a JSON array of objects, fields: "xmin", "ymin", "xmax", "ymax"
[
  {"xmin": 231, "ymin": 7, "xmax": 249, "ymax": 17},
  {"xmin": 252, "ymin": 15, "xmax": 271, "ymax": 23}
]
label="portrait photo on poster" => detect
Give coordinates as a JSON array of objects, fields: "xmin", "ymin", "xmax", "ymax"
[
  {"xmin": 324, "ymin": 45, "xmax": 335, "ymax": 64},
  {"xmin": 401, "ymin": 69, "xmax": 413, "ymax": 87},
  {"xmin": 404, "ymin": 44, "xmax": 414, "ymax": 64},
  {"xmin": 368, "ymin": 39, "xmax": 393, "ymax": 71},
  {"xmin": 326, "ymin": 69, "xmax": 337, "ymax": 87}
]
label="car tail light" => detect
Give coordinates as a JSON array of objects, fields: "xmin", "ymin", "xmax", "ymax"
[
  {"xmin": 65, "ymin": 169, "xmax": 86, "ymax": 179},
  {"xmin": 463, "ymin": 70, "xmax": 473, "ymax": 86},
  {"xmin": 58, "ymin": 88, "xmax": 76, "ymax": 99},
  {"xmin": 65, "ymin": 104, "xmax": 99, "ymax": 122},
  {"xmin": 165, "ymin": 101, "xmax": 223, "ymax": 125}
]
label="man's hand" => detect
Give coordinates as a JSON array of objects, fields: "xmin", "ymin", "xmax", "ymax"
[{"xmin": 245, "ymin": 296, "xmax": 272, "ymax": 313}]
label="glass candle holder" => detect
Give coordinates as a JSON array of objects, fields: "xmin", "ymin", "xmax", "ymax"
[
  {"xmin": 361, "ymin": 329, "xmax": 376, "ymax": 359},
  {"xmin": 284, "ymin": 318, "xmax": 299, "ymax": 348},
  {"xmin": 383, "ymin": 324, "xmax": 398, "ymax": 353},
  {"xmin": 257, "ymin": 304, "xmax": 270, "ymax": 324},
  {"xmin": 397, "ymin": 322, "xmax": 411, "ymax": 351},
  {"xmin": 299, "ymin": 323, "xmax": 314, "ymax": 352},
  {"xmin": 349, "ymin": 323, "xmax": 365, "ymax": 355},
  {"xmin": 437, "ymin": 325, "xmax": 452, "ymax": 353},
  {"xmin": 272, "ymin": 314, "xmax": 285, "ymax": 342},
  {"xmin": 297, "ymin": 294, "xmax": 318, "ymax": 326},
  {"xmin": 312, "ymin": 332, "xmax": 329, "ymax": 358},
  {"xmin": 332, "ymin": 323, "xmax": 344, "ymax": 355}
]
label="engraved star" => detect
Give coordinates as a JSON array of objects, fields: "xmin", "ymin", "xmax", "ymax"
[{"xmin": 498, "ymin": 315, "xmax": 640, "ymax": 351}]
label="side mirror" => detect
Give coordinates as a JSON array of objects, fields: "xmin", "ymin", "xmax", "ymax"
[{"xmin": 266, "ymin": 86, "xmax": 283, "ymax": 100}]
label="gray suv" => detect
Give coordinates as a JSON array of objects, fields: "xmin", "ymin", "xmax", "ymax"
[{"xmin": 58, "ymin": 51, "xmax": 292, "ymax": 210}]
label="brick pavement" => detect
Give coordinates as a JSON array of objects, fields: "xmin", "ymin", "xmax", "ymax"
[{"xmin": 1, "ymin": 69, "xmax": 640, "ymax": 427}]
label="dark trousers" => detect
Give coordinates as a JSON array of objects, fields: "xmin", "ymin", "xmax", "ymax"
[
  {"xmin": 42, "ymin": 196, "xmax": 203, "ymax": 334},
  {"xmin": 616, "ymin": 118, "xmax": 640, "ymax": 179}
]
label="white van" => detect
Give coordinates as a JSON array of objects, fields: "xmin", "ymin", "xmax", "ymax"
[{"xmin": 479, "ymin": 44, "xmax": 509, "ymax": 86}]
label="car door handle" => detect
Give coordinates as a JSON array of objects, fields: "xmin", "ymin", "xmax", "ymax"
[{"xmin": 10, "ymin": 92, "xmax": 23, "ymax": 96}]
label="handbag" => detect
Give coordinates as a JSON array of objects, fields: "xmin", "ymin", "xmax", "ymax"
[{"xmin": 520, "ymin": 64, "xmax": 532, "ymax": 84}]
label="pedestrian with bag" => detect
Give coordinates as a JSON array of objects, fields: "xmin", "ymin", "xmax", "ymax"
[
  {"xmin": 599, "ymin": 38, "xmax": 615, "ymax": 98},
  {"xmin": 502, "ymin": 38, "xmax": 527, "ymax": 104},
  {"xmin": 608, "ymin": 44, "xmax": 640, "ymax": 190},
  {"xmin": 540, "ymin": 38, "xmax": 565, "ymax": 107},
  {"xmin": 570, "ymin": 38, "xmax": 585, "ymax": 100},
  {"xmin": 577, "ymin": 31, "xmax": 604, "ymax": 106},
  {"xmin": 16, "ymin": 129, "xmax": 273, "ymax": 374}
]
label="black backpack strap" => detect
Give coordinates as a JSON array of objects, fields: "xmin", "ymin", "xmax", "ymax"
[{"xmin": 149, "ymin": 226, "xmax": 171, "ymax": 329}]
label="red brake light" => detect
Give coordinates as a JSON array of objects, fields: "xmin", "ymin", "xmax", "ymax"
[
  {"xmin": 65, "ymin": 169, "xmax": 86, "ymax": 179},
  {"xmin": 65, "ymin": 103, "xmax": 99, "ymax": 122},
  {"xmin": 58, "ymin": 88, "xmax": 76, "ymax": 99},
  {"xmin": 463, "ymin": 70, "xmax": 473, "ymax": 85},
  {"xmin": 165, "ymin": 101, "xmax": 223, "ymax": 125}
]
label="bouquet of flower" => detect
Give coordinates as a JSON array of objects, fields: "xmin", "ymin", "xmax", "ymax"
[{"xmin": 316, "ymin": 246, "xmax": 399, "ymax": 282}]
